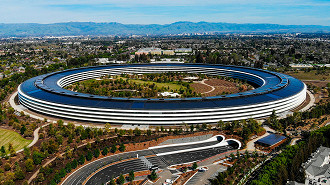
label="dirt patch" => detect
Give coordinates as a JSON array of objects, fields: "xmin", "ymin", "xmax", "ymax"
[
  {"xmin": 191, "ymin": 79, "xmax": 250, "ymax": 97},
  {"xmin": 303, "ymin": 81, "xmax": 329, "ymax": 88},
  {"xmin": 191, "ymin": 83, "xmax": 212, "ymax": 94},
  {"xmin": 205, "ymin": 79, "xmax": 237, "ymax": 87}
]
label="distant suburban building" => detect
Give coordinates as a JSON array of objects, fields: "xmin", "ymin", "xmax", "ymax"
[
  {"xmin": 150, "ymin": 58, "xmax": 184, "ymax": 63},
  {"xmin": 135, "ymin": 48, "xmax": 192, "ymax": 56},
  {"xmin": 290, "ymin": 64, "xmax": 314, "ymax": 68},
  {"xmin": 162, "ymin": 50, "xmax": 175, "ymax": 55},
  {"xmin": 96, "ymin": 58, "xmax": 126, "ymax": 64},
  {"xmin": 174, "ymin": 48, "xmax": 192, "ymax": 53},
  {"xmin": 135, "ymin": 48, "xmax": 163, "ymax": 55},
  {"xmin": 289, "ymin": 63, "xmax": 330, "ymax": 69},
  {"xmin": 302, "ymin": 146, "xmax": 330, "ymax": 185}
]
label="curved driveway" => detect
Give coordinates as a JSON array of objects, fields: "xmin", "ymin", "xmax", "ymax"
[{"xmin": 63, "ymin": 137, "xmax": 238, "ymax": 185}]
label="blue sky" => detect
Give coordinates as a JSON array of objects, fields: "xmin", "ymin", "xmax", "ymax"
[{"xmin": 0, "ymin": 0, "xmax": 329, "ymax": 25}]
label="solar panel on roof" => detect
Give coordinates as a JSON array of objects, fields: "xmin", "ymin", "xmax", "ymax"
[
  {"xmin": 131, "ymin": 102, "xmax": 145, "ymax": 109},
  {"xmin": 256, "ymin": 134, "xmax": 286, "ymax": 146}
]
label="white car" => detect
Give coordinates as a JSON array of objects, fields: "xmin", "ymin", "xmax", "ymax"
[{"xmin": 198, "ymin": 167, "xmax": 208, "ymax": 172}]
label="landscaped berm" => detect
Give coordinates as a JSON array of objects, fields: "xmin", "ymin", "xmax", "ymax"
[{"xmin": 0, "ymin": 128, "xmax": 32, "ymax": 153}]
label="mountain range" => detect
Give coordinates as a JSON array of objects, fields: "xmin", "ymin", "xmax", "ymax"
[{"xmin": 0, "ymin": 21, "xmax": 329, "ymax": 37}]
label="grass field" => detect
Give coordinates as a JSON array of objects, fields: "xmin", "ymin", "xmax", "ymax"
[
  {"xmin": 0, "ymin": 128, "xmax": 32, "ymax": 152},
  {"xmin": 285, "ymin": 70, "xmax": 330, "ymax": 81}
]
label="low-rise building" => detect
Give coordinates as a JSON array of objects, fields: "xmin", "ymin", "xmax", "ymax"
[
  {"xmin": 150, "ymin": 58, "xmax": 184, "ymax": 63},
  {"xmin": 96, "ymin": 58, "xmax": 126, "ymax": 64},
  {"xmin": 174, "ymin": 48, "xmax": 192, "ymax": 53},
  {"xmin": 159, "ymin": 92, "xmax": 180, "ymax": 98},
  {"xmin": 303, "ymin": 146, "xmax": 330, "ymax": 185},
  {"xmin": 135, "ymin": 48, "xmax": 162, "ymax": 55}
]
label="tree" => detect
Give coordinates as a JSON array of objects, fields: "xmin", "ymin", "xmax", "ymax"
[
  {"xmin": 117, "ymin": 174, "xmax": 125, "ymax": 185},
  {"xmin": 86, "ymin": 151, "xmax": 93, "ymax": 161},
  {"xmin": 190, "ymin": 124, "xmax": 194, "ymax": 132},
  {"xmin": 23, "ymin": 146, "xmax": 31, "ymax": 159},
  {"xmin": 78, "ymin": 154, "xmax": 85, "ymax": 165},
  {"xmin": 109, "ymin": 178, "xmax": 116, "ymax": 185},
  {"xmin": 8, "ymin": 143, "xmax": 15, "ymax": 156},
  {"xmin": 149, "ymin": 170, "xmax": 157, "ymax": 181},
  {"xmin": 4, "ymin": 162, "xmax": 11, "ymax": 171},
  {"xmin": 134, "ymin": 127, "xmax": 141, "ymax": 136},
  {"xmin": 71, "ymin": 159, "xmax": 78, "ymax": 169},
  {"xmin": 202, "ymin": 123, "xmax": 207, "ymax": 130},
  {"xmin": 128, "ymin": 170, "xmax": 135, "ymax": 182},
  {"xmin": 147, "ymin": 129, "xmax": 152, "ymax": 137},
  {"xmin": 192, "ymin": 162, "xmax": 198, "ymax": 170},
  {"xmin": 102, "ymin": 147, "xmax": 109, "ymax": 156},
  {"xmin": 25, "ymin": 158, "xmax": 34, "ymax": 172},
  {"xmin": 119, "ymin": 143, "xmax": 125, "ymax": 152},
  {"xmin": 155, "ymin": 126, "xmax": 160, "ymax": 133},
  {"xmin": 196, "ymin": 124, "xmax": 200, "ymax": 131},
  {"xmin": 94, "ymin": 149, "xmax": 100, "ymax": 158},
  {"xmin": 32, "ymin": 151, "xmax": 44, "ymax": 165},
  {"xmin": 268, "ymin": 110, "xmax": 281, "ymax": 130},
  {"xmin": 0, "ymin": 145, "xmax": 6, "ymax": 156},
  {"xmin": 15, "ymin": 165, "xmax": 25, "ymax": 180},
  {"xmin": 111, "ymin": 144, "xmax": 117, "ymax": 153},
  {"xmin": 20, "ymin": 124, "xmax": 26, "ymax": 135},
  {"xmin": 65, "ymin": 162, "xmax": 72, "ymax": 173}
]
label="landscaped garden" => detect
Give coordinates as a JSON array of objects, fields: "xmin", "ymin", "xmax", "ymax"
[{"xmin": 64, "ymin": 73, "xmax": 253, "ymax": 98}]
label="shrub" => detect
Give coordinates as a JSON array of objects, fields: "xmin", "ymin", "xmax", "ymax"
[
  {"xmin": 25, "ymin": 158, "xmax": 34, "ymax": 172},
  {"xmin": 102, "ymin": 147, "xmax": 109, "ymax": 156},
  {"xmin": 119, "ymin": 143, "xmax": 125, "ymax": 152},
  {"xmin": 78, "ymin": 155, "xmax": 85, "ymax": 165},
  {"xmin": 86, "ymin": 151, "xmax": 93, "ymax": 161},
  {"xmin": 4, "ymin": 163, "xmax": 11, "ymax": 171},
  {"xmin": 71, "ymin": 159, "xmax": 78, "ymax": 169},
  {"xmin": 93, "ymin": 149, "xmax": 100, "ymax": 158},
  {"xmin": 111, "ymin": 144, "xmax": 117, "ymax": 153}
]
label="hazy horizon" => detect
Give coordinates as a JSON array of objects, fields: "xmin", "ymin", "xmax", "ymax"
[
  {"xmin": 0, "ymin": 0, "xmax": 329, "ymax": 26},
  {"xmin": 0, "ymin": 21, "xmax": 329, "ymax": 27}
]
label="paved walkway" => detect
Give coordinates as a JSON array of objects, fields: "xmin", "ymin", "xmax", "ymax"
[
  {"xmin": 9, "ymin": 91, "xmax": 50, "ymax": 154},
  {"xmin": 16, "ymin": 123, "xmax": 50, "ymax": 154},
  {"xmin": 290, "ymin": 137, "xmax": 301, "ymax": 146},
  {"xmin": 189, "ymin": 164, "xmax": 227, "ymax": 185},
  {"xmin": 199, "ymin": 79, "xmax": 215, "ymax": 94},
  {"xmin": 154, "ymin": 170, "xmax": 173, "ymax": 185},
  {"xmin": 299, "ymin": 90, "xmax": 315, "ymax": 112}
]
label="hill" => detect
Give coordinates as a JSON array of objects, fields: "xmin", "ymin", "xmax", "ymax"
[{"xmin": 0, "ymin": 21, "xmax": 329, "ymax": 37}]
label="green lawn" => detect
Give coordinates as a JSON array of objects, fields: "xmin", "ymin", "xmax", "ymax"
[{"xmin": 0, "ymin": 128, "xmax": 32, "ymax": 152}]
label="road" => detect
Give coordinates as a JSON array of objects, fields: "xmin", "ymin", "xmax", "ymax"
[
  {"xmin": 62, "ymin": 149, "xmax": 153, "ymax": 185},
  {"xmin": 86, "ymin": 159, "xmax": 148, "ymax": 185},
  {"xmin": 151, "ymin": 140, "xmax": 220, "ymax": 154}
]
